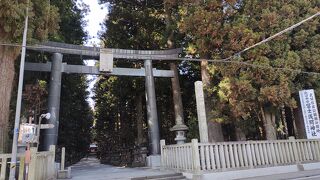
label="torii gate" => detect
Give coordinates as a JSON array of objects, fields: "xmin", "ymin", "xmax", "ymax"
[{"xmin": 25, "ymin": 41, "xmax": 188, "ymax": 158}]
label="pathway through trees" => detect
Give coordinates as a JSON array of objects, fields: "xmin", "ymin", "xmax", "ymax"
[{"xmin": 71, "ymin": 157, "xmax": 175, "ymax": 180}]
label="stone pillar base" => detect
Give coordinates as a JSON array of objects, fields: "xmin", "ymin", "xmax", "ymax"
[
  {"xmin": 132, "ymin": 147, "xmax": 148, "ymax": 167},
  {"xmin": 57, "ymin": 167, "xmax": 71, "ymax": 179},
  {"xmin": 146, "ymin": 155, "xmax": 161, "ymax": 168}
]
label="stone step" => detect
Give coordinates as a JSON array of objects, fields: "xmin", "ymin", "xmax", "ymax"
[
  {"xmin": 131, "ymin": 173, "xmax": 186, "ymax": 180},
  {"xmin": 151, "ymin": 175, "xmax": 186, "ymax": 180}
]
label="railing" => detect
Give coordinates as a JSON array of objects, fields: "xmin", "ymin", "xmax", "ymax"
[
  {"xmin": 160, "ymin": 140, "xmax": 197, "ymax": 172},
  {"xmin": 160, "ymin": 137, "xmax": 320, "ymax": 172},
  {"xmin": 0, "ymin": 145, "xmax": 56, "ymax": 180},
  {"xmin": 0, "ymin": 153, "xmax": 25, "ymax": 180}
]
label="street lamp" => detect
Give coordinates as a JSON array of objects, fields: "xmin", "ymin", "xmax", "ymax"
[
  {"xmin": 9, "ymin": 1, "xmax": 29, "ymax": 179},
  {"xmin": 36, "ymin": 113, "xmax": 51, "ymax": 149}
]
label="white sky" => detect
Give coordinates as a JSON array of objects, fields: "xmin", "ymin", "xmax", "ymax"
[
  {"xmin": 81, "ymin": 0, "xmax": 109, "ymax": 109},
  {"xmin": 82, "ymin": 0, "xmax": 108, "ymax": 46}
]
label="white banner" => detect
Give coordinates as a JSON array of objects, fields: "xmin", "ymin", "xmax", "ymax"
[{"xmin": 299, "ymin": 89, "xmax": 320, "ymax": 139}]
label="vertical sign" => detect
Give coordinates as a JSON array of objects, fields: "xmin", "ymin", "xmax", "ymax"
[
  {"xmin": 299, "ymin": 89, "xmax": 320, "ymax": 139},
  {"xmin": 99, "ymin": 49, "xmax": 113, "ymax": 72}
]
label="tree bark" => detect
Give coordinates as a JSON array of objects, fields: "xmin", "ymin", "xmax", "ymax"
[
  {"xmin": 164, "ymin": 1, "xmax": 188, "ymax": 143},
  {"xmin": 0, "ymin": 46, "xmax": 19, "ymax": 153},
  {"xmin": 201, "ymin": 60, "xmax": 224, "ymax": 142},
  {"xmin": 293, "ymin": 107, "xmax": 306, "ymax": 139},
  {"xmin": 235, "ymin": 127, "xmax": 246, "ymax": 141},
  {"xmin": 170, "ymin": 63, "xmax": 187, "ymax": 127},
  {"xmin": 261, "ymin": 106, "xmax": 277, "ymax": 140},
  {"xmin": 285, "ymin": 107, "xmax": 295, "ymax": 137},
  {"xmin": 136, "ymin": 93, "xmax": 145, "ymax": 145}
]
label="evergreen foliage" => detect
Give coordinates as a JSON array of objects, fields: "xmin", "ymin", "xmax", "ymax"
[
  {"xmin": 1, "ymin": 0, "xmax": 319, "ymax": 164},
  {"xmin": 94, "ymin": 0, "xmax": 188, "ymax": 165},
  {"xmin": 17, "ymin": 0, "xmax": 92, "ymax": 165},
  {"xmin": 178, "ymin": 0, "xmax": 320, "ymax": 140},
  {"xmin": 95, "ymin": 0, "xmax": 320, "ymax": 150},
  {"xmin": 0, "ymin": 0, "xmax": 59, "ymax": 153}
]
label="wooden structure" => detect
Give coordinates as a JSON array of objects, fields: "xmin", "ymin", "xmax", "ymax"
[
  {"xmin": 160, "ymin": 137, "xmax": 320, "ymax": 172},
  {"xmin": 0, "ymin": 145, "xmax": 55, "ymax": 180}
]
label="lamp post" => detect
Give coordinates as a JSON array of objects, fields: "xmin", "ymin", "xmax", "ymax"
[
  {"xmin": 37, "ymin": 113, "xmax": 51, "ymax": 149},
  {"xmin": 9, "ymin": 2, "xmax": 29, "ymax": 179}
]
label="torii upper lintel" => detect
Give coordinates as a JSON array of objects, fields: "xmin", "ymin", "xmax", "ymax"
[{"xmin": 28, "ymin": 41, "xmax": 182, "ymax": 60}]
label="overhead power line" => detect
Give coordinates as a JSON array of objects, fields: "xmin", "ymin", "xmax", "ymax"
[
  {"xmin": 0, "ymin": 11, "xmax": 319, "ymax": 75},
  {"xmin": 235, "ymin": 11, "xmax": 320, "ymax": 57},
  {"xmin": 174, "ymin": 57, "xmax": 320, "ymax": 76}
]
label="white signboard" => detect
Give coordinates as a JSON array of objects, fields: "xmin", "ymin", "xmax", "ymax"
[
  {"xmin": 18, "ymin": 123, "xmax": 38, "ymax": 144},
  {"xmin": 299, "ymin": 89, "xmax": 320, "ymax": 139},
  {"xmin": 40, "ymin": 124, "xmax": 54, "ymax": 129},
  {"xmin": 99, "ymin": 49, "xmax": 113, "ymax": 72}
]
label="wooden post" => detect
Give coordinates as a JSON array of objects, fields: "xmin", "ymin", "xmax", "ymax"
[
  {"xmin": 246, "ymin": 141, "xmax": 254, "ymax": 168},
  {"xmin": 49, "ymin": 145, "xmax": 56, "ymax": 179},
  {"xmin": 200, "ymin": 145, "xmax": 205, "ymax": 170},
  {"xmin": 61, "ymin": 147, "xmax": 65, "ymax": 170},
  {"xmin": 289, "ymin": 136, "xmax": 300, "ymax": 163},
  {"xmin": 28, "ymin": 147, "xmax": 38, "ymax": 180},
  {"xmin": 160, "ymin": 140, "xmax": 165, "ymax": 169},
  {"xmin": 18, "ymin": 157, "xmax": 25, "ymax": 180},
  {"xmin": 191, "ymin": 139, "xmax": 201, "ymax": 173},
  {"xmin": 0, "ymin": 157, "xmax": 7, "ymax": 179}
]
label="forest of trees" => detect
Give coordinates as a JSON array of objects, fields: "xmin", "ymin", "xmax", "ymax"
[
  {"xmin": 0, "ymin": 0, "xmax": 319, "ymax": 166},
  {"xmin": 94, "ymin": 0, "xmax": 320, "ymax": 165},
  {"xmin": 0, "ymin": 0, "xmax": 92, "ymax": 164}
]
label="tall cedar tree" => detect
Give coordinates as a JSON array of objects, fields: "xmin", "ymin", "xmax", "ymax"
[
  {"xmin": 179, "ymin": 0, "xmax": 320, "ymax": 140},
  {"xmin": 0, "ymin": 0, "xmax": 59, "ymax": 153}
]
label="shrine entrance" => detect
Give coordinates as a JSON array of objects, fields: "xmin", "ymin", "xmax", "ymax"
[{"xmin": 24, "ymin": 41, "xmax": 188, "ymax": 165}]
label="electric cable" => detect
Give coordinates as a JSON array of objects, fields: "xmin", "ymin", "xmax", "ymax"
[{"xmin": 0, "ymin": 11, "xmax": 319, "ymax": 75}]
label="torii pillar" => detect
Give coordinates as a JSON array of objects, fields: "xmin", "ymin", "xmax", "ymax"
[
  {"xmin": 144, "ymin": 60, "xmax": 161, "ymax": 167},
  {"xmin": 42, "ymin": 53, "xmax": 63, "ymax": 150},
  {"xmin": 144, "ymin": 60, "xmax": 160, "ymax": 155}
]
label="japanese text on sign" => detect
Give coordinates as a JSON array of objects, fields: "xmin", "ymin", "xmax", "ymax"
[
  {"xmin": 18, "ymin": 123, "xmax": 38, "ymax": 144},
  {"xmin": 299, "ymin": 89, "xmax": 320, "ymax": 139}
]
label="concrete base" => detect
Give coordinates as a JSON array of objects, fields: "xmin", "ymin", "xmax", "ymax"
[
  {"xmin": 17, "ymin": 145, "xmax": 26, "ymax": 153},
  {"xmin": 146, "ymin": 155, "xmax": 161, "ymax": 168},
  {"xmin": 57, "ymin": 167, "xmax": 71, "ymax": 179},
  {"xmin": 182, "ymin": 162, "xmax": 320, "ymax": 180},
  {"xmin": 303, "ymin": 162, "xmax": 320, "ymax": 170}
]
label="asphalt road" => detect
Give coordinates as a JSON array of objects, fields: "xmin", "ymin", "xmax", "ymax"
[{"xmin": 240, "ymin": 169, "xmax": 320, "ymax": 180}]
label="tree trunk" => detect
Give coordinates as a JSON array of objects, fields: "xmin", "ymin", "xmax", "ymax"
[
  {"xmin": 170, "ymin": 63, "xmax": 185, "ymax": 126},
  {"xmin": 261, "ymin": 106, "xmax": 277, "ymax": 140},
  {"xmin": 164, "ymin": 2, "xmax": 188, "ymax": 143},
  {"xmin": 293, "ymin": 107, "xmax": 306, "ymax": 139},
  {"xmin": 235, "ymin": 127, "xmax": 246, "ymax": 141},
  {"xmin": 0, "ymin": 46, "xmax": 19, "ymax": 153},
  {"xmin": 285, "ymin": 107, "xmax": 295, "ymax": 137},
  {"xmin": 136, "ymin": 93, "xmax": 145, "ymax": 145},
  {"xmin": 281, "ymin": 107, "xmax": 289, "ymax": 138},
  {"xmin": 201, "ymin": 60, "xmax": 224, "ymax": 142}
]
